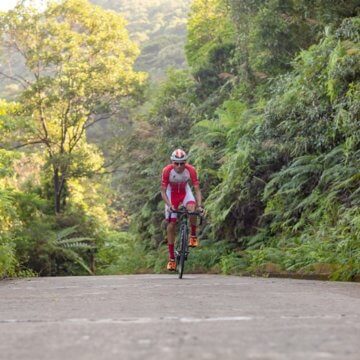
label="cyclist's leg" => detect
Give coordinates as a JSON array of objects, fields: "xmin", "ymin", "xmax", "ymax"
[
  {"xmin": 165, "ymin": 205, "xmax": 176, "ymax": 261},
  {"xmin": 165, "ymin": 190, "xmax": 183, "ymax": 264},
  {"xmin": 184, "ymin": 185, "xmax": 198, "ymax": 246},
  {"xmin": 166, "ymin": 221, "xmax": 176, "ymax": 240},
  {"xmin": 165, "ymin": 211, "xmax": 176, "ymax": 270}
]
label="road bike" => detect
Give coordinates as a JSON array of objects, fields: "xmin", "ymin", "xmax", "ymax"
[{"xmin": 169, "ymin": 207, "xmax": 203, "ymax": 279}]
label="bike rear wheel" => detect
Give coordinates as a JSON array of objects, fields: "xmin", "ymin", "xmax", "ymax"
[{"xmin": 177, "ymin": 224, "xmax": 188, "ymax": 279}]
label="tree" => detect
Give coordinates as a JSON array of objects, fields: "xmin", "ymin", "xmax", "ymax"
[
  {"xmin": 0, "ymin": 0, "xmax": 146, "ymax": 213},
  {"xmin": 185, "ymin": 0, "xmax": 235, "ymax": 69}
]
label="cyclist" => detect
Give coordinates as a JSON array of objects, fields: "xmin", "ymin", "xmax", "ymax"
[{"xmin": 161, "ymin": 148, "xmax": 203, "ymax": 271}]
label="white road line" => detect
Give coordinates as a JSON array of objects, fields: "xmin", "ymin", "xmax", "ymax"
[
  {"xmin": 160, "ymin": 316, "xmax": 254, "ymax": 324},
  {"xmin": 0, "ymin": 314, "xmax": 352, "ymax": 324},
  {"xmin": 0, "ymin": 316, "xmax": 253, "ymax": 324},
  {"xmin": 280, "ymin": 315, "xmax": 345, "ymax": 320},
  {"xmin": 248, "ymin": 351, "xmax": 334, "ymax": 359}
]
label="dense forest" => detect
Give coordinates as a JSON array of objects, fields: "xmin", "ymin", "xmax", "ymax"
[
  {"xmin": 0, "ymin": 0, "xmax": 359, "ymax": 280},
  {"xmin": 89, "ymin": 0, "xmax": 191, "ymax": 80},
  {"xmin": 0, "ymin": 0, "xmax": 190, "ymax": 99}
]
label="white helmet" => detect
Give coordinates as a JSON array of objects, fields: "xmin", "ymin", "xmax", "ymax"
[{"xmin": 170, "ymin": 148, "xmax": 188, "ymax": 162}]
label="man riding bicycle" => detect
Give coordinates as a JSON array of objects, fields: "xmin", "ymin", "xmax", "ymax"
[{"xmin": 161, "ymin": 149, "xmax": 203, "ymax": 271}]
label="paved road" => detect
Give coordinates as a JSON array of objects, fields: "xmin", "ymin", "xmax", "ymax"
[{"xmin": 0, "ymin": 275, "xmax": 359, "ymax": 360}]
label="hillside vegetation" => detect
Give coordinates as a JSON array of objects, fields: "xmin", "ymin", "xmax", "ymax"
[
  {"xmin": 116, "ymin": 0, "xmax": 360, "ymax": 280},
  {"xmin": 0, "ymin": 0, "xmax": 145, "ymax": 277},
  {"xmin": 0, "ymin": 0, "xmax": 359, "ymax": 280},
  {"xmin": 90, "ymin": 0, "xmax": 191, "ymax": 80},
  {"xmin": 0, "ymin": 0, "xmax": 190, "ymax": 99}
]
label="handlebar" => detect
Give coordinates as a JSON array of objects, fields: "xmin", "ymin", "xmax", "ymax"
[
  {"xmin": 168, "ymin": 206, "xmax": 204, "ymax": 225},
  {"xmin": 169, "ymin": 209, "xmax": 202, "ymax": 216}
]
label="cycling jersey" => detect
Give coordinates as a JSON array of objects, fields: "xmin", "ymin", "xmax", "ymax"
[{"xmin": 161, "ymin": 164, "xmax": 199, "ymax": 222}]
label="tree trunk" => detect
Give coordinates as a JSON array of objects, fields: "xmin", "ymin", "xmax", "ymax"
[
  {"xmin": 54, "ymin": 168, "xmax": 61, "ymax": 214},
  {"xmin": 53, "ymin": 166, "xmax": 68, "ymax": 214},
  {"xmin": 90, "ymin": 250, "xmax": 96, "ymax": 275}
]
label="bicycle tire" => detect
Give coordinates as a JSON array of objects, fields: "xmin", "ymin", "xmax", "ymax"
[{"xmin": 178, "ymin": 223, "xmax": 188, "ymax": 279}]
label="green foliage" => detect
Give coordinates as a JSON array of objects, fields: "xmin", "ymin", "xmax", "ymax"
[
  {"xmin": 53, "ymin": 226, "xmax": 94, "ymax": 274},
  {"xmin": 97, "ymin": 231, "xmax": 156, "ymax": 274},
  {"xmin": 198, "ymin": 100, "xmax": 267, "ymax": 243},
  {"xmin": 120, "ymin": 2, "xmax": 360, "ymax": 281},
  {"xmin": 89, "ymin": 0, "xmax": 191, "ymax": 81},
  {"xmin": 186, "ymin": 0, "xmax": 235, "ymax": 69},
  {"xmin": 150, "ymin": 69, "xmax": 197, "ymax": 140},
  {"xmin": 0, "ymin": 242, "xmax": 17, "ymax": 278},
  {"xmin": 237, "ymin": 17, "xmax": 359, "ymax": 280},
  {"xmin": 0, "ymin": 0, "xmax": 146, "ymax": 214},
  {"xmin": 1, "ymin": 0, "xmax": 359, "ymax": 280},
  {"xmin": 0, "ymin": 1, "xmax": 143, "ymax": 276},
  {"xmin": 219, "ymin": 251, "xmax": 248, "ymax": 275},
  {"xmin": 185, "ymin": 0, "xmax": 237, "ymax": 107},
  {"xmin": 113, "ymin": 69, "xmax": 199, "ymax": 245}
]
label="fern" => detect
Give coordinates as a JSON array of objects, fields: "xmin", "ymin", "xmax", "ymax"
[{"xmin": 53, "ymin": 226, "xmax": 95, "ymax": 275}]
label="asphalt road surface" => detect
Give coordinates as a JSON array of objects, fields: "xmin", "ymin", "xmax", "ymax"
[{"xmin": 1, "ymin": 274, "xmax": 360, "ymax": 360}]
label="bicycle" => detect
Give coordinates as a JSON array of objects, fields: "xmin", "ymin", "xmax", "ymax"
[{"xmin": 169, "ymin": 206, "xmax": 203, "ymax": 279}]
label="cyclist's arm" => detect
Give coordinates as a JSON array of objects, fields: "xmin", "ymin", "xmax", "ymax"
[
  {"xmin": 161, "ymin": 187, "xmax": 172, "ymax": 208},
  {"xmin": 161, "ymin": 165, "xmax": 173, "ymax": 208},
  {"xmin": 194, "ymin": 185, "xmax": 202, "ymax": 208},
  {"xmin": 186, "ymin": 165, "xmax": 202, "ymax": 207}
]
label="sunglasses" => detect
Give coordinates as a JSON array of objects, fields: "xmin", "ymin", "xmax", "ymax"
[{"xmin": 174, "ymin": 162, "xmax": 186, "ymax": 166}]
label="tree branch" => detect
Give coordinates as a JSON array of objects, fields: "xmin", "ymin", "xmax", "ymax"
[
  {"xmin": 84, "ymin": 113, "xmax": 115, "ymax": 129},
  {"xmin": 68, "ymin": 112, "xmax": 115, "ymax": 153},
  {"xmin": 10, "ymin": 140, "xmax": 45, "ymax": 149},
  {"xmin": 0, "ymin": 71, "xmax": 30, "ymax": 88}
]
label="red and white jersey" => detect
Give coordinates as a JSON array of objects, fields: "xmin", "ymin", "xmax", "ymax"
[{"xmin": 161, "ymin": 164, "xmax": 199, "ymax": 194}]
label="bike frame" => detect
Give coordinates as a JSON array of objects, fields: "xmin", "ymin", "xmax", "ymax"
[{"xmin": 169, "ymin": 207, "xmax": 202, "ymax": 279}]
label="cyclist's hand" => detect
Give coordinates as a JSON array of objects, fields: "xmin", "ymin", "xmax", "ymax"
[
  {"xmin": 169, "ymin": 205, "xmax": 176, "ymax": 213},
  {"xmin": 198, "ymin": 205, "xmax": 205, "ymax": 216}
]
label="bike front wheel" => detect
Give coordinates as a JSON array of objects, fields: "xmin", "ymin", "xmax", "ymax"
[{"xmin": 177, "ymin": 224, "xmax": 188, "ymax": 279}]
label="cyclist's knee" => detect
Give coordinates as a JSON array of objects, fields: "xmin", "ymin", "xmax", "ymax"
[
  {"xmin": 186, "ymin": 203, "xmax": 196, "ymax": 211},
  {"xmin": 167, "ymin": 222, "xmax": 176, "ymax": 231}
]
